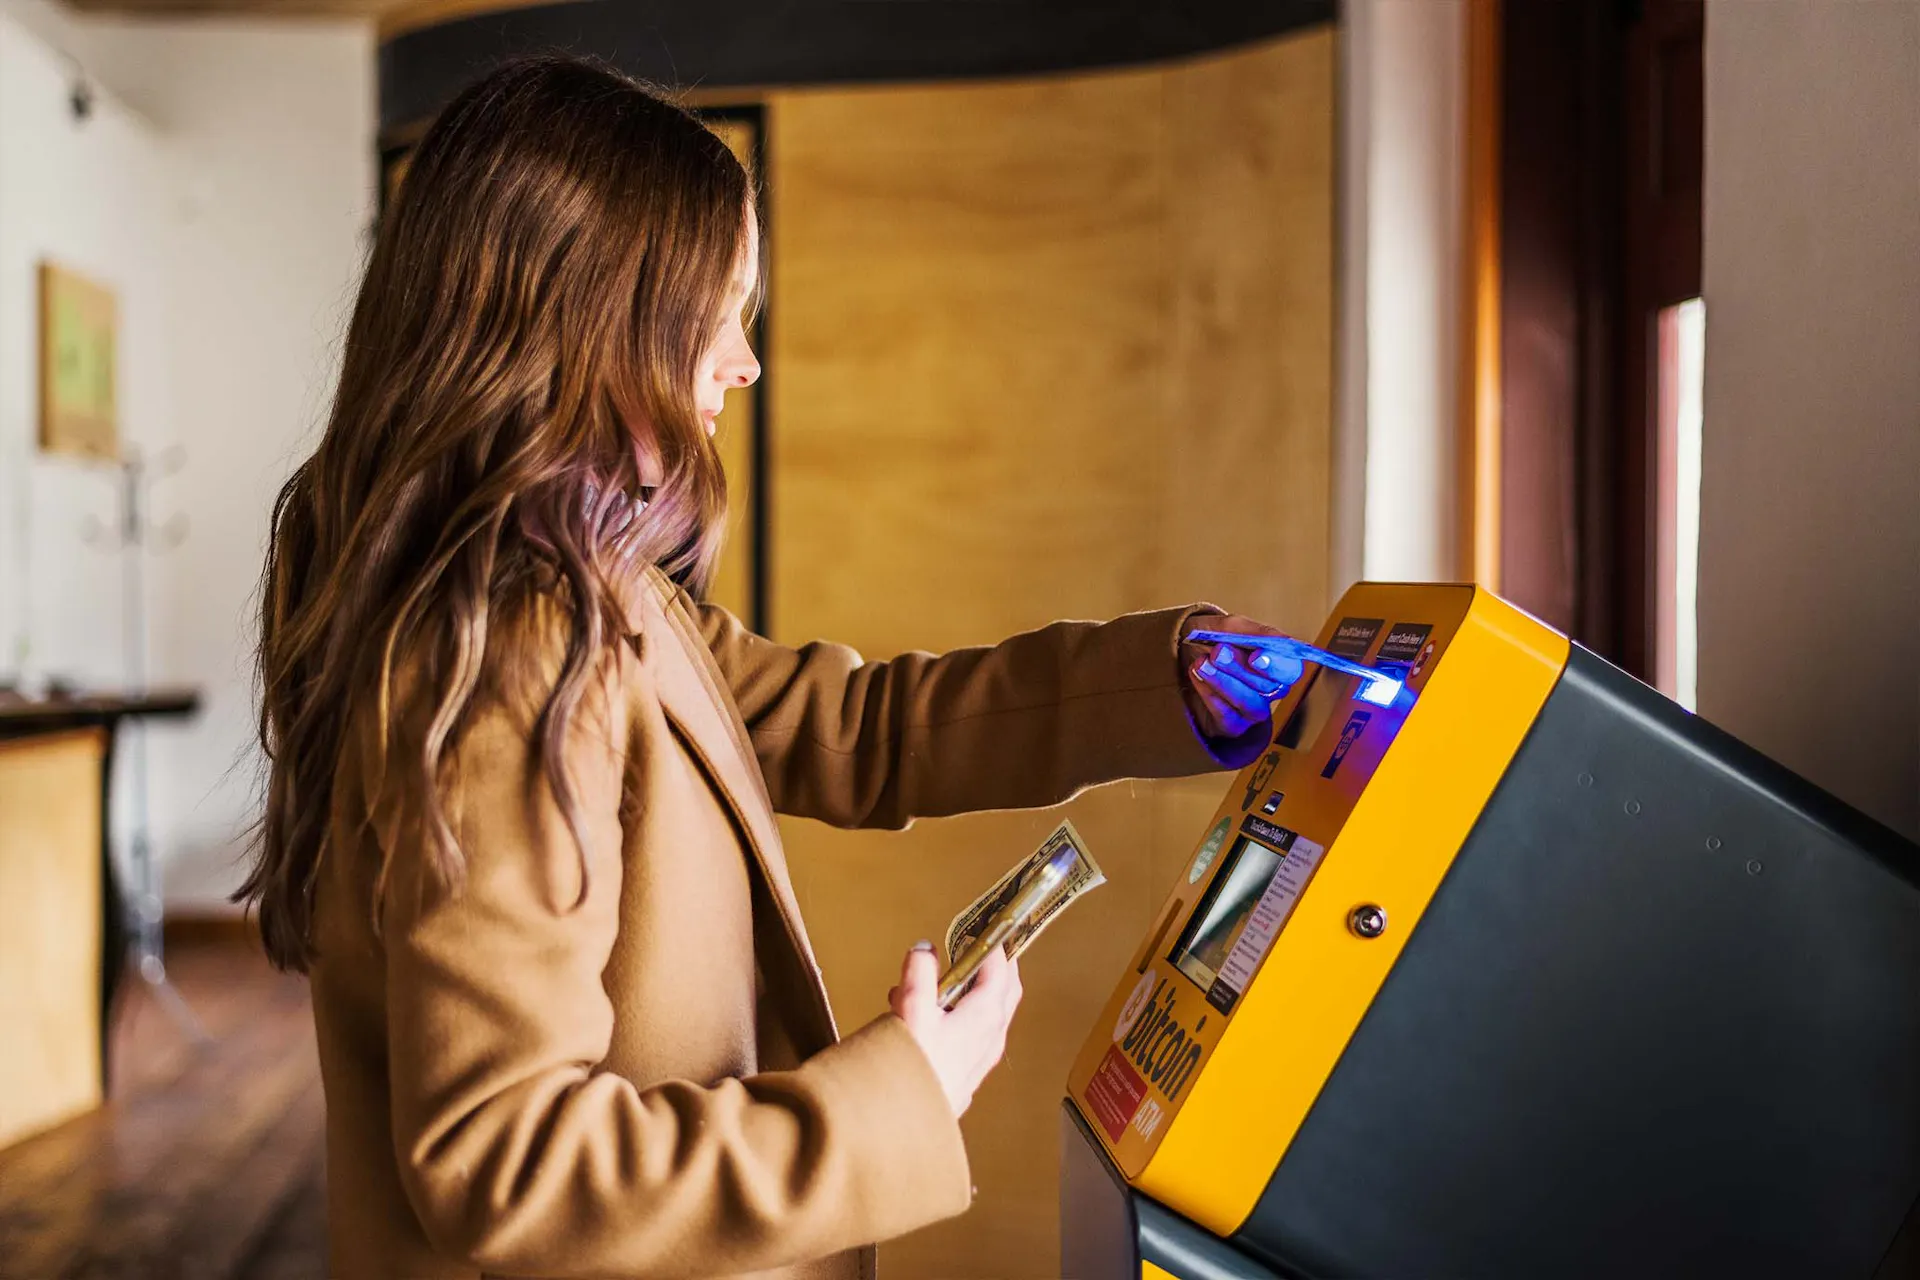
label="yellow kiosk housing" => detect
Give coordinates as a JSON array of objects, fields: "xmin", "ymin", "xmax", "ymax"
[{"xmin": 1061, "ymin": 583, "xmax": 1920, "ymax": 1280}]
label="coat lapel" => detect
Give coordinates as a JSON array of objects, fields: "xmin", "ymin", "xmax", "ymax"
[{"xmin": 626, "ymin": 569, "xmax": 840, "ymax": 1046}]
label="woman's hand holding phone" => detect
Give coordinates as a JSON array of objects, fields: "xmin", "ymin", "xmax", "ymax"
[
  {"xmin": 1179, "ymin": 614, "xmax": 1303, "ymax": 740},
  {"xmin": 889, "ymin": 941, "xmax": 1023, "ymax": 1118}
]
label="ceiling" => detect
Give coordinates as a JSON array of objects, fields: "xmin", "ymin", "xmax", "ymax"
[{"xmin": 60, "ymin": 0, "xmax": 504, "ymax": 38}]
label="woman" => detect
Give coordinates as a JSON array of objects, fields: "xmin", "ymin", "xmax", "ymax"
[{"xmin": 243, "ymin": 56, "xmax": 1298, "ymax": 1280}]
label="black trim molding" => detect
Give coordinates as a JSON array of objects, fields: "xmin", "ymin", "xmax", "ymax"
[{"xmin": 380, "ymin": 0, "xmax": 1334, "ymax": 141}]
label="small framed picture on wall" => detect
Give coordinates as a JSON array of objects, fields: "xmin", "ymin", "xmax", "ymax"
[{"xmin": 38, "ymin": 260, "xmax": 119, "ymax": 461}]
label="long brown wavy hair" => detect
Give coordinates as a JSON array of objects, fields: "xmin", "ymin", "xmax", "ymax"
[{"xmin": 241, "ymin": 57, "xmax": 755, "ymax": 971}]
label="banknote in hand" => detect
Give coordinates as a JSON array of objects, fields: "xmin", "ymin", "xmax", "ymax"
[{"xmin": 945, "ymin": 820, "xmax": 1107, "ymax": 969}]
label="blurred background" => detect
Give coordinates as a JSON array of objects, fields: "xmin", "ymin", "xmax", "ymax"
[{"xmin": 0, "ymin": 1, "xmax": 1913, "ymax": 1276}]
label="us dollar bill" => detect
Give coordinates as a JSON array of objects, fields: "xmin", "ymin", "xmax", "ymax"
[{"xmin": 945, "ymin": 819, "xmax": 1106, "ymax": 966}]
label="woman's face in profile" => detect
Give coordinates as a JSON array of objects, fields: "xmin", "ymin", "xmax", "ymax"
[{"xmin": 695, "ymin": 207, "xmax": 762, "ymax": 437}]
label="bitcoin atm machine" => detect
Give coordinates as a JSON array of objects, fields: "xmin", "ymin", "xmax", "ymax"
[{"xmin": 1062, "ymin": 583, "xmax": 1920, "ymax": 1280}]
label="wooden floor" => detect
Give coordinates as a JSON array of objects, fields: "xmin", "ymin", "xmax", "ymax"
[{"xmin": 0, "ymin": 936, "xmax": 328, "ymax": 1279}]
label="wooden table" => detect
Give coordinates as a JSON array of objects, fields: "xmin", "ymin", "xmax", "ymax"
[{"xmin": 0, "ymin": 690, "xmax": 200, "ymax": 1147}]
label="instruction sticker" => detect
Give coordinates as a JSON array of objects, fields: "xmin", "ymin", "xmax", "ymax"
[
  {"xmin": 1377, "ymin": 623, "xmax": 1433, "ymax": 664},
  {"xmin": 1321, "ymin": 710, "xmax": 1372, "ymax": 779},
  {"xmin": 1240, "ymin": 814, "xmax": 1298, "ymax": 852},
  {"xmin": 1086, "ymin": 1045, "xmax": 1149, "ymax": 1142},
  {"xmin": 1329, "ymin": 617, "xmax": 1385, "ymax": 659}
]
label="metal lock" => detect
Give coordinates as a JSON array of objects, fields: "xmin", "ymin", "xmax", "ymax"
[{"xmin": 1348, "ymin": 903, "xmax": 1389, "ymax": 939}]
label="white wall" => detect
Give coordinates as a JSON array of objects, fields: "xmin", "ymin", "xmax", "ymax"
[
  {"xmin": 0, "ymin": 9, "xmax": 374, "ymax": 908},
  {"xmin": 1334, "ymin": 0, "xmax": 1467, "ymax": 593},
  {"xmin": 89, "ymin": 21, "xmax": 374, "ymax": 909},
  {"xmin": 1699, "ymin": 0, "xmax": 1920, "ymax": 838},
  {"xmin": 0, "ymin": 15, "xmax": 177, "ymax": 909},
  {"xmin": 0, "ymin": 15, "xmax": 171, "ymax": 690}
]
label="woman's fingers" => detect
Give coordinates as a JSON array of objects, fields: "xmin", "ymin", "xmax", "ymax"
[
  {"xmin": 892, "ymin": 945, "xmax": 1017, "ymax": 1115},
  {"xmin": 1188, "ymin": 676, "xmax": 1251, "ymax": 738},
  {"xmin": 1239, "ymin": 647, "xmax": 1304, "ymax": 690},
  {"xmin": 1180, "ymin": 616, "xmax": 1302, "ymax": 703},
  {"xmin": 1195, "ymin": 656, "xmax": 1272, "ymax": 724},
  {"xmin": 1204, "ymin": 647, "xmax": 1285, "ymax": 704},
  {"xmin": 1190, "ymin": 675, "xmax": 1237, "ymax": 721},
  {"xmin": 1213, "ymin": 642, "xmax": 1299, "ymax": 697},
  {"xmin": 892, "ymin": 941, "xmax": 938, "ymax": 1020},
  {"xmin": 953, "ymin": 946, "xmax": 1007, "ymax": 1012},
  {"xmin": 950, "ymin": 947, "xmax": 1020, "ymax": 1037}
]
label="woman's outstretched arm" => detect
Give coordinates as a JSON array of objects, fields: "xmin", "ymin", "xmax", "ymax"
[{"xmin": 693, "ymin": 597, "xmax": 1272, "ymax": 830}]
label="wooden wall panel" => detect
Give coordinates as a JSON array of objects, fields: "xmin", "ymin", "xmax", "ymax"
[
  {"xmin": 0, "ymin": 730, "xmax": 106, "ymax": 1150},
  {"xmin": 765, "ymin": 28, "xmax": 1333, "ymax": 1277},
  {"xmin": 768, "ymin": 72, "xmax": 1171, "ymax": 653},
  {"xmin": 1160, "ymin": 33, "xmax": 1336, "ymax": 633}
]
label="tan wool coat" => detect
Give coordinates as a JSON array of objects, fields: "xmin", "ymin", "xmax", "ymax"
[{"xmin": 309, "ymin": 564, "xmax": 1241, "ymax": 1279}]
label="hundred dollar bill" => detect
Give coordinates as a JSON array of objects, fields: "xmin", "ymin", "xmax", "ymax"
[{"xmin": 945, "ymin": 819, "xmax": 1106, "ymax": 968}]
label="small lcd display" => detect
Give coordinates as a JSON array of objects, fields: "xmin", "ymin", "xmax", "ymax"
[{"xmin": 1170, "ymin": 836, "xmax": 1284, "ymax": 991}]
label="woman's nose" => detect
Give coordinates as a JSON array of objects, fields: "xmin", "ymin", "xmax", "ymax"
[{"xmin": 725, "ymin": 350, "xmax": 762, "ymax": 388}]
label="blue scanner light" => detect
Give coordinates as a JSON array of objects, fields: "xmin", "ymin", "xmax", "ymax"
[{"xmin": 1357, "ymin": 676, "xmax": 1402, "ymax": 707}]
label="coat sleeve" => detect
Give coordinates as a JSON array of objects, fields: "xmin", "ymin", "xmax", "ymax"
[
  {"xmin": 692, "ymin": 599, "xmax": 1269, "ymax": 830},
  {"xmin": 380, "ymin": 644, "xmax": 971, "ymax": 1278}
]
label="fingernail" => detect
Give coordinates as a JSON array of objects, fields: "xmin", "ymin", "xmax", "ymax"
[
  {"xmin": 1250, "ymin": 652, "xmax": 1271, "ymax": 671},
  {"xmin": 1215, "ymin": 645, "xmax": 1235, "ymax": 665},
  {"xmin": 1200, "ymin": 661, "xmax": 1217, "ymax": 678},
  {"xmin": 912, "ymin": 940, "xmax": 934, "ymax": 952}
]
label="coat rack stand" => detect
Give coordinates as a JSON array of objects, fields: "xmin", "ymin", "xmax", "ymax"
[{"xmin": 86, "ymin": 445, "xmax": 208, "ymax": 1046}]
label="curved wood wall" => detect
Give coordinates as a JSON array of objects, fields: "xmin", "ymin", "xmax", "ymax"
[{"xmin": 765, "ymin": 33, "xmax": 1334, "ymax": 1274}]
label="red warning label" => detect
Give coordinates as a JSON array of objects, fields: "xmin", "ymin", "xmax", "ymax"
[{"xmin": 1086, "ymin": 1045, "xmax": 1149, "ymax": 1142}]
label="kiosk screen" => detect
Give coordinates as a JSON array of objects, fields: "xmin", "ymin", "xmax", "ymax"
[
  {"xmin": 1171, "ymin": 837, "xmax": 1283, "ymax": 992},
  {"xmin": 1171, "ymin": 830, "xmax": 1329, "ymax": 1013}
]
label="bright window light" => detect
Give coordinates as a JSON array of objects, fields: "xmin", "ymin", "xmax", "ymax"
[{"xmin": 1655, "ymin": 298, "xmax": 1706, "ymax": 711}]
